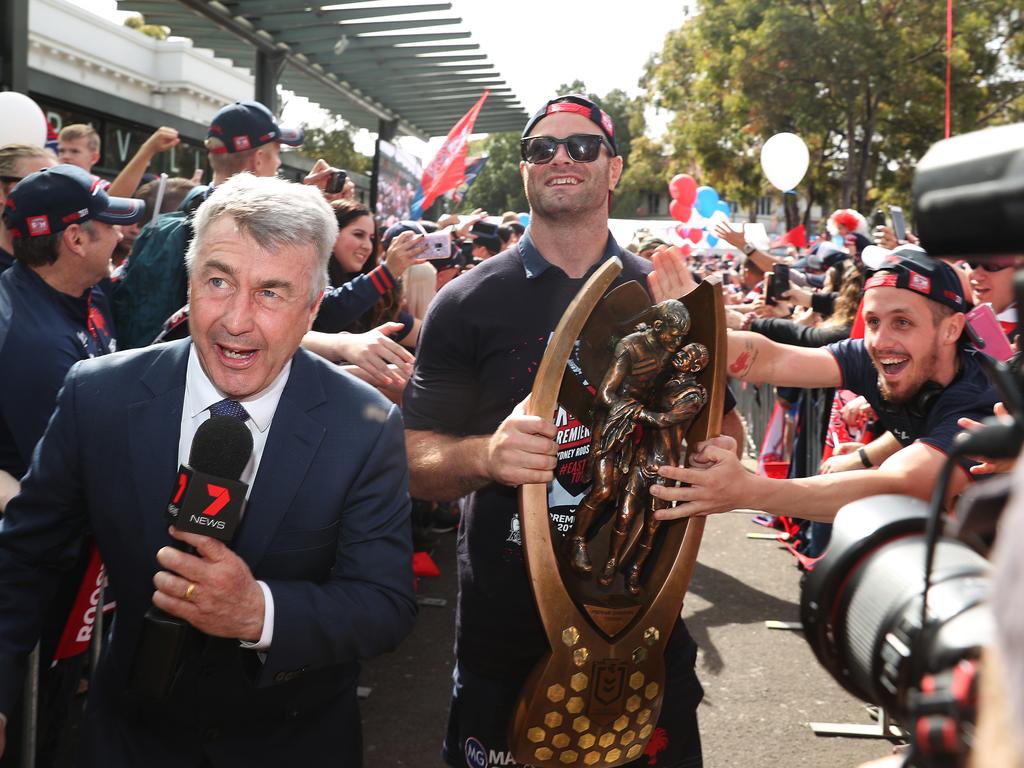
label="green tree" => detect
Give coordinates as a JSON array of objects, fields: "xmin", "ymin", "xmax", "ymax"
[
  {"xmin": 461, "ymin": 132, "xmax": 528, "ymax": 214},
  {"xmin": 301, "ymin": 122, "xmax": 371, "ymax": 175},
  {"xmin": 645, "ymin": 0, "xmax": 1024, "ymax": 226}
]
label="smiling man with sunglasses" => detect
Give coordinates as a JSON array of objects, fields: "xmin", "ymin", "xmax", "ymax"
[
  {"xmin": 966, "ymin": 256, "xmax": 1019, "ymax": 338},
  {"xmin": 403, "ymin": 95, "xmax": 705, "ymax": 768}
]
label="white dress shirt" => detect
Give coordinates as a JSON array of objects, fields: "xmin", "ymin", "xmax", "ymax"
[{"xmin": 178, "ymin": 344, "xmax": 291, "ymax": 650}]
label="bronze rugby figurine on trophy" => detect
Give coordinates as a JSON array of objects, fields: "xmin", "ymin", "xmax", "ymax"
[{"xmin": 510, "ymin": 258, "xmax": 725, "ymax": 768}]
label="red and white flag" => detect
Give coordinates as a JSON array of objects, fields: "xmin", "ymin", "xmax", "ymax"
[{"xmin": 414, "ymin": 91, "xmax": 489, "ymax": 216}]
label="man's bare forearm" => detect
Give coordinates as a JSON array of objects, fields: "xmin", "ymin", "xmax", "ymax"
[
  {"xmin": 725, "ymin": 331, "xmax": 842, "ymax": 388},
  {"xmin": 405, "ymin": 430, "xmax": 492, "ymax": 501},
  {"xmin": 749, "ymin": 467, "xmax": 936, "ymax": 522}
]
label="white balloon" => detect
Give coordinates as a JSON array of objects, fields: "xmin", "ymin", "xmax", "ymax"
[
  {"xmin": 760, "ymin": 132, "xmax": 810, "ymax": 192},
  {"xmin": 0, "ymin": 92, "xmax": 48, "ymax": 148}
]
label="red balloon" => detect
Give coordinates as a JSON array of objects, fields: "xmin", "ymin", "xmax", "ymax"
[
  {"xmin": 680, "ymin": 243, "xmax": 692, "ymax": 257},
  {"xmin": 674, "ymin": 224, "xmax": 688, "ymax": 239},
  {"xmin": 687, "ymin": 228, "xmax": 703, "ymax": 244},
  {"xmin": 670, "ymin": 199, "xmax": 692, "ymax": 223},
  {"xmin": 669, "ymin": 174, "xmax": 698, "ymax": 205}
]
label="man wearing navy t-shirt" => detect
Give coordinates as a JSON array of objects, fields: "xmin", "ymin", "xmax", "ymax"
[
  {"xmin": 404, "ymin": 95, "xmax": 708, "ymax": 768},
  {"xmin": 653, "ymin": 247, "xmax": 998, "ymax": 522}
]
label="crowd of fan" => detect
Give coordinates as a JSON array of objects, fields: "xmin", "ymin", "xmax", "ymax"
[{"xmin": 0, "ymin": 91, "xmax": 1019, "ymax": 768}]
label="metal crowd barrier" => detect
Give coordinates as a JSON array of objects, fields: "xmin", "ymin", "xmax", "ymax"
[{"xmin": 731, "ymin": 382, "xmax": 831, "ymax": 477}]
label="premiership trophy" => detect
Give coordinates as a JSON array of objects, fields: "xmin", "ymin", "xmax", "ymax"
[{"xmin": 511, "ymin": 259, "xmax": 725, "ymax": 767}]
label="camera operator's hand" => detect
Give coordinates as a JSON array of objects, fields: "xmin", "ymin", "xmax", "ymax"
[
  {"xmin": 650, "ymin": 435, "xmax": 749, "ymax": 518},
  {"xmin": 303, "ymin": 158, "xmax": 352, "ymax": 202},
  {"xmin": 958, "ymin": 402, "xmax": 1017, "ymax": 475},
  {"xmin": 383, "ymin": 230, "xmax": 428, "ymax": 278},
  {"xmin": 484, "ymin": 394, "xmax": 558, "ymax": 487},
  {"xmin": 873, "ymin": 225, "xmax": 899, "ymax": 250},
  {"xmin": 649, "ymin": 245, "xmax": 698, "ymax": 301}
]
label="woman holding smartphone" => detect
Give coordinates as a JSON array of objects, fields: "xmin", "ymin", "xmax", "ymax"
[{"xmin": 301, "ymin": 201, "xmax": 427, "ymax": 391}]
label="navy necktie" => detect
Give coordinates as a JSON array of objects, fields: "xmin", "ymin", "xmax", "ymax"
[{"xmin": 209, "ymin": 398, "xmax": 250, "ymax": 422}]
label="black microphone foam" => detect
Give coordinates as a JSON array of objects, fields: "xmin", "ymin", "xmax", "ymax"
[{"xmin": 188, "ymin": 415, "xmax": 253, "ymax": 480}]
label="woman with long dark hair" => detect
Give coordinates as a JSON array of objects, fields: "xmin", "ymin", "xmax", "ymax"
[{"xmin": 302, "ymin": 199, "xmax": 426, "ymax": 388}]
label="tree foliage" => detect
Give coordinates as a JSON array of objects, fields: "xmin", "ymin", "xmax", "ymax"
[
  {"xmin": 301, "ymin": 122, "xmax": 371, "ymax": 175},
  {"xmin": 460, "ymin": 132, "xmax": 528, "ymax": 214},
  {"xmin": 644, "ymin": 0, "xmax": 1024, "ymax": 225}
]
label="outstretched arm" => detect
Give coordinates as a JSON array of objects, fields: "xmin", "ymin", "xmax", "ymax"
[
  {"xmin": 651, "ymin": 438, "xmax": 967, "ymax": 522},
  {"xmin": 725, "ymin": 331, "xmax": 843, "ymax": 388}
]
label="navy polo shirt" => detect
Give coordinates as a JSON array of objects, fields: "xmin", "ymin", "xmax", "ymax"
[
  {"xmin": 404, "ymin": 230, "xmax": 717, "ymax": 679},
  {"xmin": 0, "ymin": 247, "xmax": 13, "ymax": 274},
  {"xmin": 826, "ymin": 337, "xmax": 998, "ymax": 467},
  {"xmin": 0, "ymin": 261, "xmax": 116, "ymax": 477}
]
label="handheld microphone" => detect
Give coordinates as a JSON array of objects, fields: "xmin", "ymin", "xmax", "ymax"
[
  {"xmin": 128, "ymin": 416, "xmax": 253, "ymax": 701},
  {"xmin": 168, "ymin": 416, "xmax": 253, "ymax": 543}
]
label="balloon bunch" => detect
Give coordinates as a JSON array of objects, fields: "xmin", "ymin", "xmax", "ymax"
[{"xmin": 668, "ymin": 174, "xmax": 731, "ymax": 247}]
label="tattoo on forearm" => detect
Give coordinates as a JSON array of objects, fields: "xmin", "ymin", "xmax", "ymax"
[{"xmin": 728, "ymin": 340, "xmax": 759, "ymax": 379}]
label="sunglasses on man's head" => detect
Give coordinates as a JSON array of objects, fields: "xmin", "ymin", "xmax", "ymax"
[
  {"xmin": 966, "ymin": 259, "xmax": 1014, "ymax": 272},
  {"xmin": 520, "ymin": 134, "xmax": 612, "ymax": 164}
]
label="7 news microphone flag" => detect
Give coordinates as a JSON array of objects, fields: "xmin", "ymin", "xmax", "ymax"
[{"xmin": 410, "ymin": 90, "xmax": 489, "ymax": 218}]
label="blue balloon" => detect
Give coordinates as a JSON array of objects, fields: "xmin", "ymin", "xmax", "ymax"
[
  {"xmin": 706, "ymin": 234, "xmax": 719, "ymax": 247},
  {"xmin": 518, "ymin": 213, "xmax": 530, "ymax": 227},
  {"xmin": 714, "ymin": 200, "xmax": 731, "ymax": 217},
  {"xmin": 695, "ymin": 186, "xmax": 720, "ymax": 218}
]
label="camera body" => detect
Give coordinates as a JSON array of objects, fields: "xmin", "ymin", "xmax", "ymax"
[{"xmin": 801, "ymin": 123, "xmax": 1024, "ymax": 767}]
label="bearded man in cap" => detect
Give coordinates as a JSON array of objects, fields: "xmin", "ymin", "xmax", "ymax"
[{"xmin": 654, "ymin": 247, "xmax": 999, "ymax": 521}]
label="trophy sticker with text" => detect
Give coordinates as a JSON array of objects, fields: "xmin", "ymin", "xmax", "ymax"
[{"xmin": 511, "ymin": 260, "xmax": 725, "ymax": 767}]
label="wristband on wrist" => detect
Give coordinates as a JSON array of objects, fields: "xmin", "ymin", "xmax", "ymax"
[
  {"xmin": 858, "ymin": 447, "xmax": 872, "ymax": 468},
  {"xmin": 743, "ymin": 243, "xmax": 756, "ymax": 255}
]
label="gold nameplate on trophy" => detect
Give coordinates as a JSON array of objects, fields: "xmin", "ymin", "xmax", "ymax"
[{"xmin": 511, "ymin": 259, "xmax": 725, "ymax": 767}]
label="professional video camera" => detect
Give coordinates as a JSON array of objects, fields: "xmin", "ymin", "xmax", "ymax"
[{"xmin": 800, "ymin": 122, "xmax": 1024, "ymax": 768}]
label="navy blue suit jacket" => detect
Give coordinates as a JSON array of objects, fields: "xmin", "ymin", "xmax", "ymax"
[{"xmin": 0, "ymin": 339, "xmax": 416, "ymax": 767}]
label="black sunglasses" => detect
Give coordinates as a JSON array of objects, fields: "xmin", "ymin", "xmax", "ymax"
[
  {"xmin": 520, "ymin": 134, "xmax": 612, "ymax": 164},
  {"xmin": 966, "ymin": 259, "xmax": 1013, "ymax": 272}
]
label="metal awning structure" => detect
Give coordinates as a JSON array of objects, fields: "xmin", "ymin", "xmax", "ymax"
[{"xmin": 115, "ymin": 0, "xmax": 527, "ymax": 140}]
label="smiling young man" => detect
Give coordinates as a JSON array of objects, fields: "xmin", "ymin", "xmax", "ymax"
[
  {"xmin": 404, "ymin": 95, "xmax": 706, "ymax": 768},
  {"xmin": 0, "ymin": 173, "xmax": 415, "ymax": 766},
  {"xmin": 650, "ymin": 248, "xmax": 999, "ymax": 523}
]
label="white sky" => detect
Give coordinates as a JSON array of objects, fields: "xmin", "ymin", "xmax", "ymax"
[{"xmin": 67, "ymin": 0, "xmax": 685, "ymax": 162}]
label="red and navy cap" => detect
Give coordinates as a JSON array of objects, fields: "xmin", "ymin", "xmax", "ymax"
[
  {"xmin": 2, "ymin": 164, "xmax": 145, "ymax": 239},
  {"xmin": 864, "ymin": 245, "xmax": 966, "ymax": 312},
  {"xmin": 207, "ymin": 100, "xmax": 304, "ymax": 154},
  {"xmin": 522, "ymin": 94, "xmax": 617, "ymax": 156}
]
